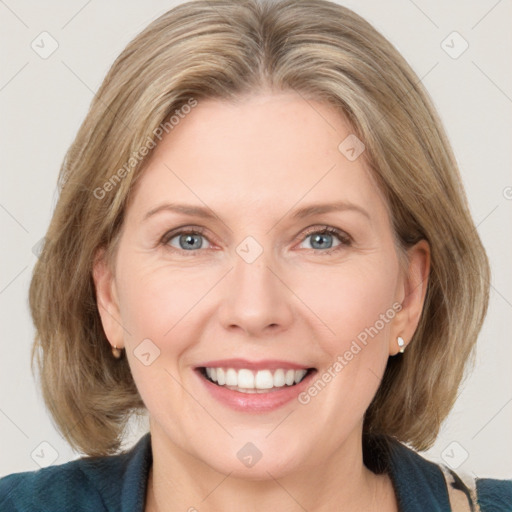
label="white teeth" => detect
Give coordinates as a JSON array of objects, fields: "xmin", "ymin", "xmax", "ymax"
[
  {"xmin": 237, "ymin": 369, "xmax": 254, "ymax": 388},
  {"xmin": 255, "ymin": 370, "xmax": 274, "ymax": 389},
  {"xmin": 273, "ymin": 369, "xmax": 285, "ymax": 387},
  {"xmin": 225, "ymin": 368, "xmax": 237, "ymax": 386},
  {"xmin": 216, "ymin": 368, "xmax": 226, "ymax": 385},
  {"xmin": 204, "ymin": 367, "xmax": 310, "ymax": 390}
]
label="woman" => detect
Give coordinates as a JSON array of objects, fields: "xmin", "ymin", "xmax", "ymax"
[{"xmin": 1, "ymin": 0, "xmax": 510, "ymax": 510}]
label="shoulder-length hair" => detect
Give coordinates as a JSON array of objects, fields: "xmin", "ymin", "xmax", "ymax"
[{"xmin": 29, "ymin": 0, "xmax": 490, "ymax": 456}]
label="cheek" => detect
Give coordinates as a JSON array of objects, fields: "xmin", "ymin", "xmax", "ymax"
[
  {"xmin": 290, "ymin": 257, "xmax": 399, "ymax": 434},
  {"xmin": 115, "ymin": 255, "xmax": 222, "ymax": 361},
  {"xmin": 296, "ymin": 257, "xmax": 399, "ymax": 353}
]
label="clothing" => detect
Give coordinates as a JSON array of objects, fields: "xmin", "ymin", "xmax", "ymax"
[{"xmin": 0, "ymin": 432, "xmax": 510, "ymax": 511}]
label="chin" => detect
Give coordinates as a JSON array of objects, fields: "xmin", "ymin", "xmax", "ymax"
[{"xmin": 188, "ymin": 432, "xmax": 310, "ymax": 481}]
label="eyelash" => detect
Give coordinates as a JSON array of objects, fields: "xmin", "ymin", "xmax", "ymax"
[{"xmin": 160, "ymin": 225, "xmax": 352, "ymax": 256}]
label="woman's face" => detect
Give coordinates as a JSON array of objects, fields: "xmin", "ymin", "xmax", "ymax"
[{"xmin": 95, "ymin": 92, "xmax": 428, "ymax": 478}]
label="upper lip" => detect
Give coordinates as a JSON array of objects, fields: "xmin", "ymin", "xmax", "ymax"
[{"xmin": 196, "ymin": 358, "xmax": 314, "ymax": 371}]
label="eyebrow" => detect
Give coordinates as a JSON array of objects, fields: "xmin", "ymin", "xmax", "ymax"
[{"xmin": 142, "ymin": 200, "xmax": 370, "ymax": 223}]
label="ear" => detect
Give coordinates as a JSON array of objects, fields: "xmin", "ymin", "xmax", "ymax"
[
  {"xmin": 389, "ymin": 239, "xmax": 430, "ymax": 355},
  {"xmin": 92, "ymin": 248, "xmax": 124, "ymax": 350}
]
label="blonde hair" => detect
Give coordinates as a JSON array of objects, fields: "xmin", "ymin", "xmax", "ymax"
[{"xmin": 30, "ymin": 0, "xmax": 490, "ymax": 456}]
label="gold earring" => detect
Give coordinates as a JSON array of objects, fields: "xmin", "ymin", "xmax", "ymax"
[
  {"xmin": 112, "ymin": 345, "xmax": 123, "ymax": 358},
  {"xmin": 397, "ymin": 336, "xmax": 405, "ymax": 354}
]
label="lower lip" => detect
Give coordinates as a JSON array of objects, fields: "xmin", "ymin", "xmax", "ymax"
[{"xmin": 195, "ymin": 369, "xmax": 317, "ymax": 412}]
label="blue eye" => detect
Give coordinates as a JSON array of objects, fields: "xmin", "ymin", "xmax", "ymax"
[
  {"xmin": 160, "ymin": 225, "xmax": 351, "ymax": 256},
  {"xmin": 164, "ymin": 230, "xmax": 210, "ymax": 252},
  {"xmin": 299, "ymin": 227, "xmax": 351, "ymax": 254},
  {"xmin": 305, "ymin": 232, "xmax": 337, "ymax": 250}
]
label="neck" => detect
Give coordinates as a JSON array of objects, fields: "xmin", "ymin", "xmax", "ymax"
[{"xmin": 145, "ymin": 423, "xmax": 397, "ymax": 512}]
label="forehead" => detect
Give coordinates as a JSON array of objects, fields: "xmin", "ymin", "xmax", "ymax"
[{"xmin": 126, "ymin": 92, "xmax": 387, "ymax": 223}]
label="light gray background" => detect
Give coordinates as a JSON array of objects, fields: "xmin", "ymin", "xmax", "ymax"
[{"xmin": 1, "ymin": 0, "xmax": 511, "ymax": 479}]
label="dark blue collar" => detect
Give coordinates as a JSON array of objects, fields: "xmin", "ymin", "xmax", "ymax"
[{"xmin": 367, "ymin": 435, "xmax": 450, "ymax": 511}]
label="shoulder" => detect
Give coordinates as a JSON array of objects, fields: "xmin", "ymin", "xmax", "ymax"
[
  {"xmin": 389, "ymin": 437, "xmax": 512, "ymax": 512},
  {"xmin": 0, "ymin": 458, "xmax": 107, "ymax": 512},
  {"xmin": 369, "ymin": 435, "xmax": 512, "ymax": 511},
  {"xmin": 0, "ymin": 433, "xmax": 152, "ymax": 512},
  {"xmin": 476, "ymin": 477, "xmax": 512, "ymax": 511},
  {"xmin": 444, "ymin": 469, "xmax": 512, "ymax": 512}
]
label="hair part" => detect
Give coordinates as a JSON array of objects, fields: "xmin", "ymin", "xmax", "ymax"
[{"xmin": 30, "ymin": 0, "xmax": 489, "ymax": 456}]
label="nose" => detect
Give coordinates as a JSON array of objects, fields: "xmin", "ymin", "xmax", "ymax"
[{"xmin": 217, "ymin": 249, "xmax": 294, "ymax": 338}]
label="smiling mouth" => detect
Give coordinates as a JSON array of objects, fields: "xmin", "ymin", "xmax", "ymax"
[{"xmin": 198, "ymin": 367, "xmax": 317, "ymax": 394}]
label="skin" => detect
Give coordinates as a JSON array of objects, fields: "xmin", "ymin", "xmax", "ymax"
[{"xmin": 93, "ymin": 91, "xmax": 430, "ymax": 512}]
